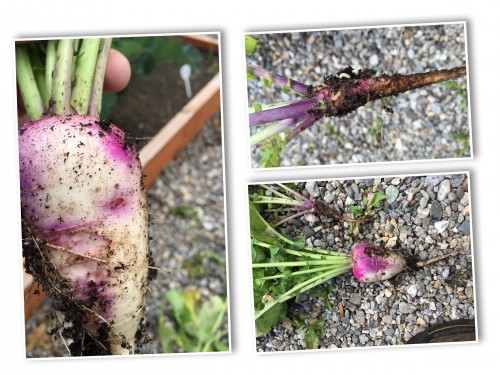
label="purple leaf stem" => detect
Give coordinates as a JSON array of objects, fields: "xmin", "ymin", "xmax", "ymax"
[
  {"xmin": 249, "ymin": 97, "xmax": 318, "ymax": 126},
  {"xmin": 247, "ymin": 64, "xmax": 311, "ymax": 95}
]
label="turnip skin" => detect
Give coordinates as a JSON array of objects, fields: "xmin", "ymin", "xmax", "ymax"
[
  {"xmin": 351, "ymin": 242, "xmax": 406, "ymax": 283},
  {"xmin": 20, "ymin": 114, "xmax": 149, "ymax": 355}
]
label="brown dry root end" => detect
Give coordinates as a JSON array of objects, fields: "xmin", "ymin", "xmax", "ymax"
[
  {"xmin": 369, "ymin": 66, "xmax": 467, "ymax": 99},
  {"xmin": 321, "ymin": 66, "xmax": 467, "ymax": 118},
  {"xmin": 314, "ymin": 201, "xmax": 375, "ymax": 224}
]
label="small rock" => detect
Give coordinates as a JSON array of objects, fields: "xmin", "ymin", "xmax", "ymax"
[
  {"xmin": 414, "ymin": 226, "xmax": 426, "ymax": 238},
  {"xmin": 434, "ymin": 220, "xmax": 449, "ymax": 233},
  {"xmin": 382, "ymin": 315, "xmax": 393, "ymax": 324},
  {"xmin": 430, "ymin": 201, "xmax": 443, "ymax": 220},
  {"xmin": 304, "ymin": 213, "xmax": 319, "ymax": 224},
  {"xmin": 460, "ymin": 193, "xmax": 469, "ymax": 206},
  {"xmin": 385, "ymin": 185, "xmax": 399, "ymax": 204},
  {"xmin": 355, "ymin": 310, "xmax": 366, "ymax": 324},
  {"xmin": 384, "ymin": 328, "xmax": 395, "ymax": 336},
  {"xmin": 391, "ymin": 178, "xmax": 401, "ymax": 185},
  {"xmin": 437, "ymin": 179, "xmax": 451, "ymax": 201},
  {"xmin": 305, "ymin": 181, "xmax": 320, "ymax": 198},
  {"xmin": 424, "ymin": 175, "xmax": 443, "ymax": 189},
  {"xmin": 407, "ymin": 285, "xmax": 418, "ymax": 298},
  {"xmin": 386, "ymin": 237, "xmax": 398, "ymax": 248},
  {"xmin": 450, "ymin": 174, "xmax": 466, "ymax": 188},
  {"xmin": 399, "ymin": 302, "xmax": 417, "ymax": 314},
  {"xmin": 345, "ymin": 197, "xmax": 355, "ymax": 206},
  {"xmin": 417, "ymin": 207, "xmax": 430, "ymax": 218},
  {"xmin": 349, "ymin": 293, "xmax": 362, "ymax": 305},
  {"xmin": 384, "ymin": 289, "xmax": 392, "ymax": 298},
  {"xmin": 324, "ymin": 192, "xmax": 335, "ymax": 203},
  {"xmin": 459, "ymin": 219, "xmax": 471, "ymax": 236},
  {"xmin": 303, "ymin": 226, "xmax": 315, "ymax": 238}
]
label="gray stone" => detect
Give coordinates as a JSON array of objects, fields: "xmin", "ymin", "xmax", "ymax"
[
  {"xmin": 417, "ymin": 207, "xmax": 430, "ymax": 218},
  {"xmin": 303, "ymin": 226, "xmax": 315, "ymax": 238},
  {"xmin": 450, "ymin": 174, "xmax": 466, "ymax": 188},
  {"xmin": 324, "ymin": 192, "xmax": 335, "ymax": 203},
  {"xmin": 382, "ymin": 315, "xmax": 393, "ymax": 324},
  {"xmin": 385, "ymin": 185, "xmax": 399, "ymax": 204},
  {"xmin": 437, "ymin": 179, "xmax": 451, "ymax": 201},
  {"xmin": 349, "ymin": 293, "xmax": 362, "ymax": 305},
  {"xmin": 434, "ymin": 220, "xmax": 449, "ymax": 233},
  {"xmin": 305, "ymin": 181, "xmax": 320, "ymax": 198},
  {"xmin": 430, "ymin": 201, "xmax": 443, "ymax": 220},
  {"xmin": 355, "ymin": 310, "xmax": 366, "ymax": 324},
  {"xmin": 424, "ymin": 175, "xmax": 443, "ymax": 189},
  {"xmin": 459, "ymin": 219, "xmax": 471, "ymax": 236},
  {"xmin": 399, "ymin": 302, "xmax": 417, "ymax": 314},
  {"xmin": 407, "ymin": 284, "xmax": 418, "ymax": 298},
  {"xmin": 414, "ymin": 226, "xmax": 426, "ymax": 238}
]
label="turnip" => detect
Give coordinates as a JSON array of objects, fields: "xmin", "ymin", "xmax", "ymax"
[
  {"xmin": 17, "ymin": 38, "xmax": 151, "ymax": 355},
  {"xmin": 245, "ymin": 25, "xmax": 469, "ymax": 168},
  {"xmin": 249, "ymin": 184, "xmax": 458, "ymax": 336},
  {"xmin": 351, "ymin": 242, "xmax": 406, "ymax": 282}
]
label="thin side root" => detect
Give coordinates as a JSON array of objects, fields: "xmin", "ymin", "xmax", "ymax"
[{"xmin": 416, "ymin": 251, "xmax": 458, "ymax": 268}]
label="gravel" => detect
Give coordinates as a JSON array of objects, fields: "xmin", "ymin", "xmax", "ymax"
[
  {"xmin": 246, "ymin": 23, "xmax": 470, "ymax": 168},
  {"xmin": 253, "ymin": 174, "xmax": 475, "ymax": 351},
  {"xmin": 141, "ymin": 113, "xmax": 227, "ymax": 354}
]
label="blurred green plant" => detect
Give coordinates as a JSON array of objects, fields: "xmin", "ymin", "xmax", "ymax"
[
  {"xmin": 159, "ymin": 289, "xmax": 229, "ymax": 353},
  {"xmin": 452, "ymin": 131, "xmax": 470, "ymax": 157}
]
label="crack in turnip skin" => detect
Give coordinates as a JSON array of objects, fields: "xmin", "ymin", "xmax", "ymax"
[
  {"xmin": 19, "ymin": 115, "xmax": 149, "ymax": 355},
  {"xmin": 351, "ymin": 242, "xmax": 406, "ymax": 283}
]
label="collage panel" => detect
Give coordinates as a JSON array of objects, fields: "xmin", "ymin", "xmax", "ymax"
[
  {"xmin": 245, "ymin": 22, "xmax": 470, "ymax": 168},
  {"xmin": 248, "ymin": 173, "xmax": 476, "ymax": 351},
  {"xmin": 18, "ymin": 34, "xmax": 229, "ymax": 357}
]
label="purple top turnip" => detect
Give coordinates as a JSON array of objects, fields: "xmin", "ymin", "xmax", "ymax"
[{"xmin": 351, "ymin": 242, "xmax": 406, "ymax": 282}]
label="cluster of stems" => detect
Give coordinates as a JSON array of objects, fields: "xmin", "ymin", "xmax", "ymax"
[{"xmin": 16, "ymin": 38, "xmax": 112, "ymax": 122}]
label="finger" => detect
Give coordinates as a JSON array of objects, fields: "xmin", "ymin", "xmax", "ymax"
[{"xmin": 103, "ymin": 49, "xmax": 131, "ymax": 93}]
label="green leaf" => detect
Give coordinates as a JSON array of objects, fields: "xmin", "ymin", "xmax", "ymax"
[
  {"xmin": 255, "ymin": 302, "xmax": 288, "ymax": 336},
  {"xmin": 366, "ymin": 191, "xmax": 387, "ymax": 212},
  {"xmin": 350, "ymin": 205, "xmax": 364, "ymax": 217},
  {"xmin": 260, "ymin": 144, "xmax": 281, "ymax": 168},
  {"xmin": 213, "ymin": 340, "xmax": 229, "ymax": 352},
  {"xmin": 263, "ymin": 76, "xmax": 273, "ymax": 88},
  {"xmin": 158, "ymin": 315, "xmax": 176, "ymax": 353},
  {"xmin": 165, "ymin": 289, "xmax": 187, "ymax": 324},
  {"xmin": 247, "ymin": 70, "xmax": 257, "ymax": 81},
  {"xmin": 283, "ymin": 79, "xmax": 292, "ymax": 93},
  {"xmin": 245, "ymin": 35, "xmax": 259, "ymax": 56},
  {"xmin": 260, "ymin": 134, "xmax": 287, "ymax": 168},
  {"xmin": 292, "ymin": 235, "xmax": 306, "ymax": 249},
  {"xmin": 304, "ymin": 318, "xmax": 326, "ymax": 349},
  {"xmin": 252, "ymin": 103, "xmax": 263, "ymax": 112}
]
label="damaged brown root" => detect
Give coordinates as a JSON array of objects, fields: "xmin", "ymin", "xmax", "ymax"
[{"xmin": 321, "ymin": 66, "xmax": 467, "ymax": 118}]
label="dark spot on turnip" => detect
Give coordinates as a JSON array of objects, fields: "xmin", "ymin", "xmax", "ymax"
[{"xmin": 110, "ymin": 197, "xmax": 125, "ymax": 209}]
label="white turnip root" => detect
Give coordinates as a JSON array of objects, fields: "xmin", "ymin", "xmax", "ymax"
[
  {"xmin": 20, "ymin": 115, "xmax": 149, "ymax": 355},
  {"xmin": 17, "ymin": 39, "xmax": 151, "ymax": 356}
]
